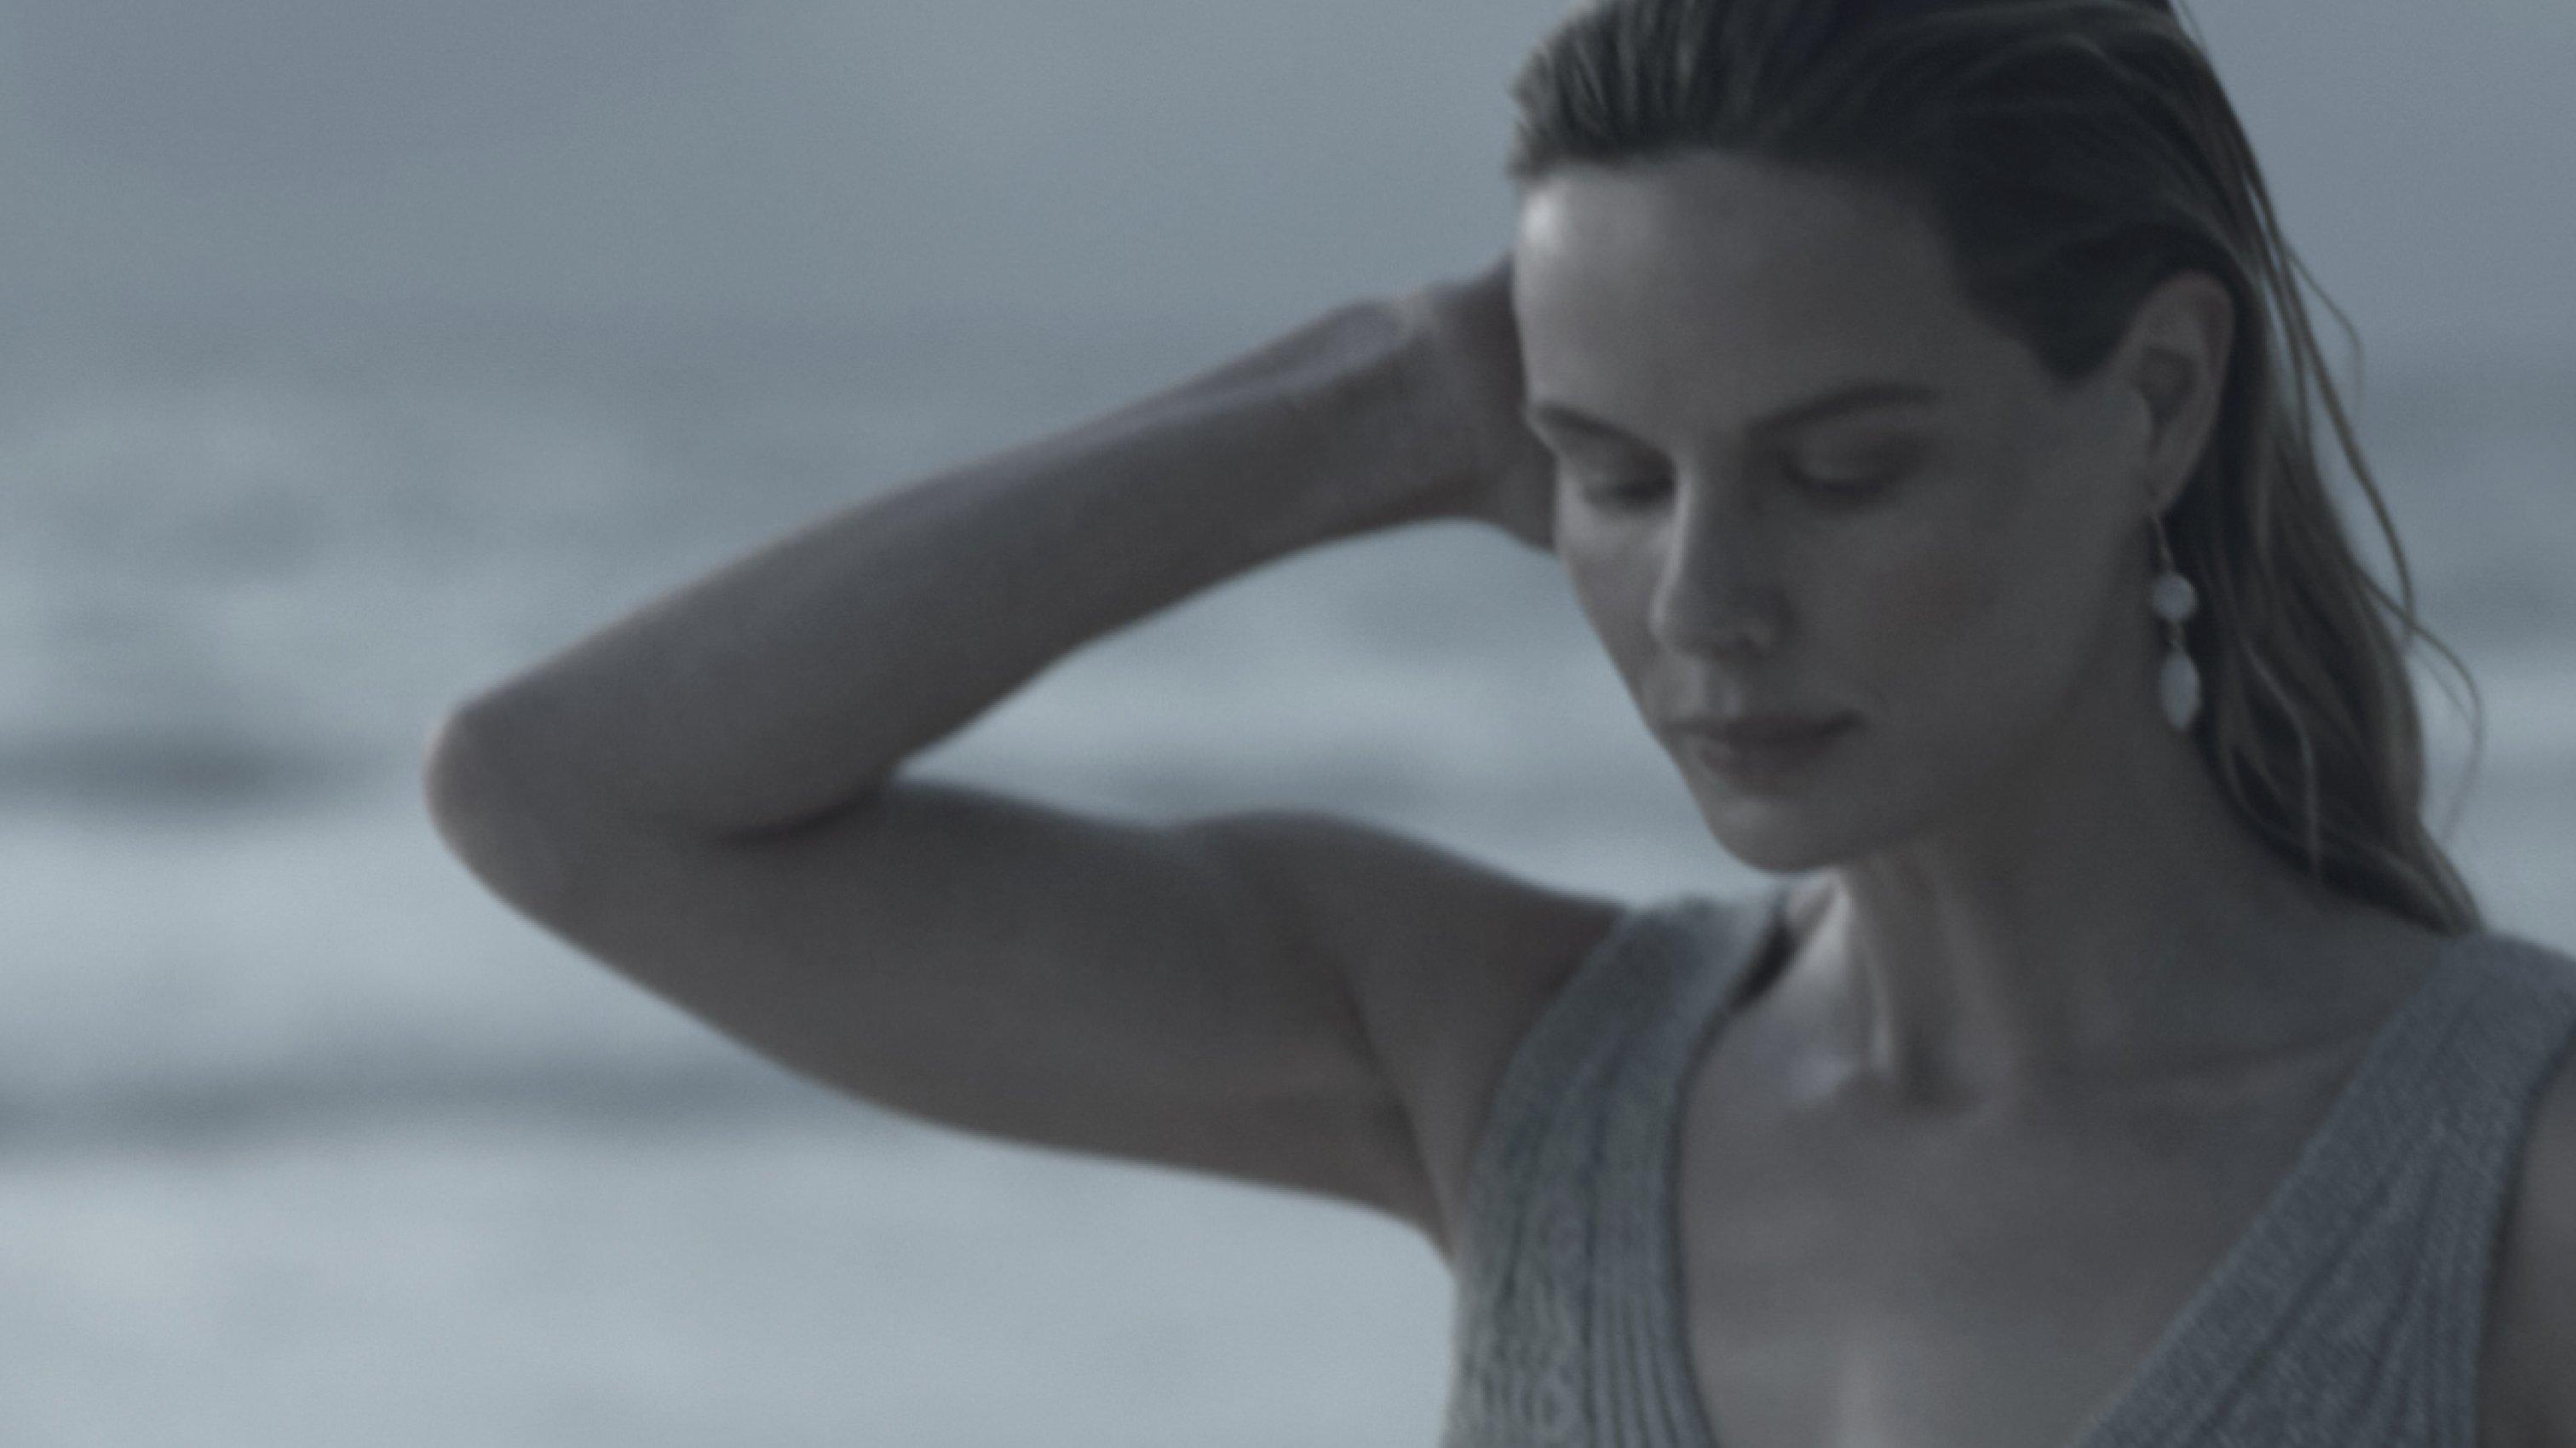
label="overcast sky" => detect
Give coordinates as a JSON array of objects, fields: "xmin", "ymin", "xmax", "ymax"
[{"xmin": 3, "ymin": 0, "xmax": 2572, "ymax": 370}]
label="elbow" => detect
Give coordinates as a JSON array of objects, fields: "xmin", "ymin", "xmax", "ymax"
[
  {"xmin": 421, "ymin": 706, "xmax": 579, "ymax": 912},
  {"xmin": 421, "ymin": 702, "xmax": 514, "ymax": 842}
]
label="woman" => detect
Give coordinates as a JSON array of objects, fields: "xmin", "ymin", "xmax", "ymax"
[{"xmin": 423, "ymin": 0, "xmax": 2576, "ymax": 1443}]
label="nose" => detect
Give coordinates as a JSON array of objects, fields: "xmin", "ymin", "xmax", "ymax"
[{"xmin": 1646, "ymin": 486, "xmax": 1785, "ymax": 657}]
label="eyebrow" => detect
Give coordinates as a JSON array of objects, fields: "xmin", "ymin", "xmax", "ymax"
[{"xmin": 1522, "ymin": 380, "xmax": 1942, "ymax": 446}]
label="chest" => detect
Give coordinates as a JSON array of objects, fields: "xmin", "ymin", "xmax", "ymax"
[{"xmin": 1669, "ymin": 1028, "xmax": 2543, "ymax": 1448}]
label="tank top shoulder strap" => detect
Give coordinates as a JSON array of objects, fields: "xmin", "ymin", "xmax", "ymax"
[
  {"xmin": 2418, "ymin": 930, "xmax": 2576, "ymax": 1431},
  {"xmin": 1440, "ymin": 882, "xmax": 1791, "ymax": 1446},
  {"xmin": 2080, "ymin": 926, "xmax": 2576, "ymax": 1448},
  {"xmin": 1450, "ymin": 882, "xmax": 1792, "ymax": 1267}
]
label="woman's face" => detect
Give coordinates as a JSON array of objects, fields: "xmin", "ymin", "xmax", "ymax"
[{"xmin": 1515, "ymin": 152, "xmax": 2161, "ymax": 873}]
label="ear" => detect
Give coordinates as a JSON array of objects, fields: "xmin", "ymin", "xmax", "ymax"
[{"xmin": 2110, "ymin": 270, "xmax": 2236, "ymax": 517}]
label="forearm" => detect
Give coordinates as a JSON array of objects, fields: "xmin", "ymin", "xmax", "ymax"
[{"xmin": 442, "ymin": 296, "xmax": 1460, "ymax": 838}]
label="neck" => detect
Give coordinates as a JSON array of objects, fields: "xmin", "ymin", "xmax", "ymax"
[{"xmin": 1778, "ymin": 663, "xmax": 2431, "ymax": 1117}]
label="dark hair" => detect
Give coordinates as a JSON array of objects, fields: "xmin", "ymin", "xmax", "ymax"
[{"xmin": 1504, "ymin": 0, "xmax": 2484, "ymax": 934}]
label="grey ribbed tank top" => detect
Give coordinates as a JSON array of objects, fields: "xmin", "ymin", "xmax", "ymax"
[{"xmin": 1439, "ymin": 882, "xmax": 2576, "ymax": 1448}]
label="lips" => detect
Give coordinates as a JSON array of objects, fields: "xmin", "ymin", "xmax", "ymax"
[{"xmin": 1675, "ymin": 714, "xmax": 1859, "ymax": 788}]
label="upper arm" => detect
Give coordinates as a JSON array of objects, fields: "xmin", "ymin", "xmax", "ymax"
[
  {"xmin": 2485, "ymin": 1035, "xmax": 2576, "ymax": 1447},
  {"xmin": 423, "ymin": 711, "xmax": 1618, "ymax": 1255},
  {"xmin": 1171, "ymin": 811, "xmax": 1628, "ymax": 1261}
]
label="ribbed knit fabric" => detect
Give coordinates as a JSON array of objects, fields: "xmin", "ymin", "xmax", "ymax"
[{"xmin": 1438, "ymin": 882, "xmax": 2576, "ymax": 1448}]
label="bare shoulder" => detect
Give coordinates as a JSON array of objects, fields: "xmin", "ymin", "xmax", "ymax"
[
  {"xmin": 2482, "ymin": 980, "xmax": 2576, "ymax": 1447},
  {"xmin": 1193, "ymin": 809, "xmax": 1628, "ymax": 1261}
]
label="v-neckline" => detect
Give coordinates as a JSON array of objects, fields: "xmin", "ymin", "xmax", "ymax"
[{"xmin": 1649, "ymin": 882, "xmax": 2473, "ymax": 1448}]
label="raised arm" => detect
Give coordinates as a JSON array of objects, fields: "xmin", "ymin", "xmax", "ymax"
[{"xmin": 421, "ymin": 264, "xmax": 1613, "ymax": 1255}]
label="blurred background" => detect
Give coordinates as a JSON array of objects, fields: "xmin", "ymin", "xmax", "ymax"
[{"xmin": 3, "ymin": 2, "xmax": 2572, "ymax": 1443}]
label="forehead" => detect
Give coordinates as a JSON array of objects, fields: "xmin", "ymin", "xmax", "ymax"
[{"xmin": 1514, "ymin": 152, "xmax": 2014, "ymax": 431}]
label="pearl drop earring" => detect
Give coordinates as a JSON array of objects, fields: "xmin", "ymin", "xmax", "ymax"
[{"xmin": 2149, "ymin": 509, "xmax": 2202, "ymax": 732}]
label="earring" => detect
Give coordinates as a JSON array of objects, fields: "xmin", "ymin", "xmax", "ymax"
[{"xmin": 2149, "ymin": 509, "xmax": 2201, "ymax": 732}]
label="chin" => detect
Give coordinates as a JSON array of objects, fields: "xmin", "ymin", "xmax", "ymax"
[
  {"xmin": 1719, "ymin": 833, "xmax": 1857, "ymax": 876},
  {"xmin": 1692, "ymin": 790, "xmax": 1864, "ymax": 875}
]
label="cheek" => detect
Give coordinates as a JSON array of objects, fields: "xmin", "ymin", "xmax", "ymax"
[
  {"xmin": 1561, "ymin": 540, "xmax": 1636, "ymax": 638},
  {"xmin": 1854, "ymin": 440, "xmax": 2067, "ymax": 643},
  {"xmin": 1830, "ymin": 490, "xmax": 2017, "ymax": 672},
  {"xmin": 1832, "ymin": 491, "xmax": 2044, "ymax": 704},
  {"xmin": 1869, "ymin": 552, "xmax": 1999, "ymax": 645},
  {"xmin": 1560, "ymin": 529, "xmax": 1661, "ymax": 694},
  {"xmin": 1837, "ymin": 483, "xmax": 2108, "ymax": 720}
]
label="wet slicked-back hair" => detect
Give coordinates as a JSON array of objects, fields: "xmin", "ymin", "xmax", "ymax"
[{"xmin": 1507, "ymin": 0, "xmax": 2485, "ymax": 934}]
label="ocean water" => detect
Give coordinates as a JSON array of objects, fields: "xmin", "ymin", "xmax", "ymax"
[{"xmin": 3, "ymin": 303, "xmax": 2572, "ymax": 1445}]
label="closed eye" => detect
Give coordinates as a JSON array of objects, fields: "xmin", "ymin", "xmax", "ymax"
[
  {"xmin": 1787, "ymin": 459, "xmax": 1907, "ymax": 494},
  {"xmin": 1561, "ymin": 460, "xmax": 1670, "ymax": 509},
  {"xmin": 1784, "ymin": 445, "xmax": 1920, "ymax": 497},
  {"xmin": 1559, "ymin": 437, "xmax": 1921, "ymax": 511}
]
